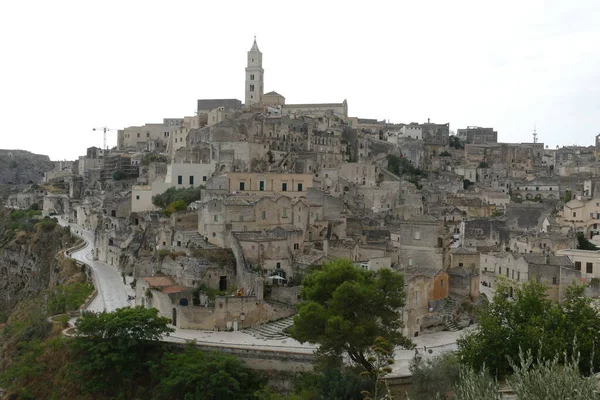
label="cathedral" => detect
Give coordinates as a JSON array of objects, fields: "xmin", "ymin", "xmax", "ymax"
[{"xmin": 243, "ymin": 37, "xmax": 348, "ymax": 119}]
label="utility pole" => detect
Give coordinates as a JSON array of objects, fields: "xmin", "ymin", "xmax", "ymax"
[{"xmin": 92, "ymin": 127, "xmax": 114, "ymax": 151}]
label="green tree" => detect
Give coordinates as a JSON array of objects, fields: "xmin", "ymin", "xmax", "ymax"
[
  {"xmin": 152, "ymin": 186, "xmax": 204, "ymax": 209},
  {"xmin": 157, "ymin": 345, "xmax": 264, "ymax": 400},
  {"xmin": 564, "ymin": 189, "xmax": 573, "ymax": 203},
  {"xmin": 291, "ymin": 259, "xmax": 413, "ymax": 372},
  {"xmin": 478, "ymin": 161, "xmax": 489, "ymax": 168},
  {"xmin": 71, "ymin": 306, "xmax": 174, "ymax": 396},
  {"xmin": 448, "ymin": 136, "xmax": 464, "ymax": 150},
  {"xmin": 164, "ymin": 199, "xmax": 187, "ymax": 216},
  {"xmin": 409, "ymin": 351, "xmax": 460, "ymax": 399},
  {"xmin": 577, "ymin": 232, "xmax": 599, "ymax": 250},
  {"xmin": 458, "ymin": 281, "xmax": 600, "ymax": 377},
  {"xmin": 291, "ymin": 367, "xmax": 374, "ymax": 400}
]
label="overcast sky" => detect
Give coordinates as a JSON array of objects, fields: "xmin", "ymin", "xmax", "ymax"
[{"xmin": 1, "ymin": 0, "xmax": 599, "ymax": 160}]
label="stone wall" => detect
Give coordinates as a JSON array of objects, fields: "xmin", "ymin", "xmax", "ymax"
[
  {"xmin": 269, "ymin": 286, "xmax": 302, "ymax": 305},
  {"xmin": 176, "ymin": 295, "xmax": 296, "ymax": 330}
]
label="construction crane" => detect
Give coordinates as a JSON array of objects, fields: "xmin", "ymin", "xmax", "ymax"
[{"xmin": 92, "ymin": 127, "xmax": 114, "ymax": 151}]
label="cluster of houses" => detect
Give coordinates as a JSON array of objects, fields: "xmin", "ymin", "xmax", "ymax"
[{"xmin": 12, "ymin": 38, "xmax": 600, "ymax": 338}]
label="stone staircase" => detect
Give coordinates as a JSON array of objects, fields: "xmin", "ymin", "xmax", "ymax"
[
  {"xmin": 442, "ymin": 297, "xmax": 461, "ymax": 332},
  {"xmin": 182, "ymin": 231, "xmax": 216, "ymax": 249},
  {"xmin": 243, "ymin": 317, "xmax": 294, "ymax": 340}
]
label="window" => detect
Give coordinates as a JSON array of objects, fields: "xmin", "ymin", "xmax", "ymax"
[
  {"xmin": 177, "ymin": 175, "xmax": 182, "ymax": 185},
  {"xmin": 239, "ymin": 182, "xmax": 245, "ymax": 191},
  {"xmin": 189, "ymin": 176, "xmax": 194, "ymax": 185},
  {"xmin": 259, "ymin": 181, "xmax": 265, "ymax": 191},
  {"xmin": 282, "ymin": 183, "xmax": 288, "ymax": 191},
  {"xmin": 408, "ymin": 258, "xmax": 413, "ymax": 266},
  {"xmin": 111, "ymin": 210, "xmax": 116, "ymax": 217},
  {"xmin": 506, "ymin": 268, "xmax": 509, "ymax": 277},
  {"xmin": 587, "ymin": 262, "xmax": 593, "ymax": 274},
  {"xmin": 458, "ymin": 262, "xmax": 464, "ymax": 267},
  {"xmin": 137, "ymin": 133, "xmax": 140, "ymax": 138},
  {"xmin": 297, "ymin": 183, "xmax": 303, "ymax": 192},
  {"xmin": 283, "ymin": 209, "xmax": 288, "ymax": 218},
  {"xmin": 517, "ymin": 271, "xmax": 520, "ymax": 280},
  {"xmin": 239, "ymin": 215, "xmax": 244, "ymax": 222},
  {"xmin": 440, "ymin": 279, "xmax": 444, "ymax": 287},
  {"xmin": 414, "ymin": 230, "xmax": 421, "ymax": 240},
  {"xmin": 249, "ymin": 84, "xmax": 255, "ymax": 92},
  {"xmin": 146, "ymin": 132, "xmax": 150, "ymax": 138},
  {"xmin": 203, "ymin": 176, "xmax": 207, "ymax": 182},
  {"xmin": 575, "ymin": 261, "xmax": 581, "ymax": 271},
  {"xmin": 262, "ymin": 210, "xmax": 266, "ymax": 220},
  {"xmin": 276, "ymin": 262, "xmax": 281, "ymax": 269},
  {"xmin": 512, "ymin": 270, "xmax": 514, "ymax": 279},
  {"xmin": 499, "ymin": 267, "xmax": 502, "ymax": 275},
  {"xmin": 136, "ymin": 195, "xmax": 140, "ymax": 200},
  {"xmin": 294, "ymin": 243, "xmax": 299, "ymax": 250},
  {"xmin": 573, "ymin": 212, "xmax": 576, "ymax": 217},
  {"xmin": 250, "ymin": 74, "xmax": 254, "ymax": 80},
  {"xmin": 552, "ymin": 277, "xmax": 558, "ymax": 285}
]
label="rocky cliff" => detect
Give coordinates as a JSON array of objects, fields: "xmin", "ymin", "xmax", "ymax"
[
  {"xmin": 0, "ymin": 208, "xmax": 78, "ymax": 314},
  {"xmin": 0, "ymin": 150, "xmax": 54, "ymax": 185}
]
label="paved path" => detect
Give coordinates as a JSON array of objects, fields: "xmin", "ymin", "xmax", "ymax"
[{"xmin": 56, "ymin": 217, "xmax": 471, "ymax": 358}]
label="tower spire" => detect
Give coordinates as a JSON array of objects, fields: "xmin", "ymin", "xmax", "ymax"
[{"xmin": 533, "ymin": 124, "xmax": 538, "ymax": 144}]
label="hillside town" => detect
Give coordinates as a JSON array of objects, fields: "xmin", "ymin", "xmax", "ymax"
[{"xmin": 10, "ymin": 37, "xmax": 600, "ymax": 345}]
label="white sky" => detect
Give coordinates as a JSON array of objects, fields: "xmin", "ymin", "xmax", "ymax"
[{"xmin": 1, "ymin": 0, "xmax": 599, "ymax": 160}]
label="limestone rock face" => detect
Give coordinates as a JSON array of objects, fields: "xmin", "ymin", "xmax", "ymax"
[
  {"xmin": 0, "ymin": 150, "xmax": 54, "ymax": 185},
  {"xmin": 0, "ymin": 210, "xmax": 76, "ymax": 313}
]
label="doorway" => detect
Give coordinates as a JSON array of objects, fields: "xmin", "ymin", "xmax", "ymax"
[
  {"xmin": 172, "ymin": 308, "xmax": 177, "ymax": 326},
  {"xmin": 219, "ymin": 276, "xmax": 228, "ymax": 292}
]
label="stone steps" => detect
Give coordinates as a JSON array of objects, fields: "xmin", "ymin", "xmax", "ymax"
[{"xmin": 243, "ymin": 316, "xmax": 294, "ymax": 340}]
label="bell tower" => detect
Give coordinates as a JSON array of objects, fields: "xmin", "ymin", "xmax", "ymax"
[{"xmin": 245, "ymin": 36, "xmax": 264, "ymax": 107}]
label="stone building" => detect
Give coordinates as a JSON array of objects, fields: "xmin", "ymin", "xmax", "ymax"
[
  {"xmin": 556, "ymin": 248, "xmax": 600, "ymax": 281},
  {"xmin": 460, "ymin": 218, "xmax": 508, "ymax": 249},
  {"xmin": 226, "ymin": 172, "xmax": 313, "ymax": 197},
  {"xmin": 457, "ymin": 126, "xmax": 498, "ymax": 144},
  {"xmin": 391, "ymin": 215, "xmax": 447, "ymax": 270},
  {"xmin": 232, "ymin": 226, "xmax": 304, "ymax": 280}
]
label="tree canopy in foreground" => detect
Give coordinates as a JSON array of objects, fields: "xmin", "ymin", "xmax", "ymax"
[
  {"xmin": 291, "ymin": 259, "xmax": 413, "ymax": 371},
  {"xmin": 457, "ymin": 280, "xmax": 600, "ymax": 377}
]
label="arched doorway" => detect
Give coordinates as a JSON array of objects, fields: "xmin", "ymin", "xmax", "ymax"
[{"xmin": 172, "ymin": 308, "xmax": 177, "ymax": 326}]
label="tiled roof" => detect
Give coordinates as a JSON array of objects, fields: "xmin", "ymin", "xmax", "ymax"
[
  {"xmin": 161, "ymin": 285, "xmax": 191, "ymax": 294},
  {"xmin": 143, "ymin": 276, "xmax": 174, "ymax": 287},
  {"xmin": 521, "ymin": 254, "xmax": 573, "ymax": 267}
]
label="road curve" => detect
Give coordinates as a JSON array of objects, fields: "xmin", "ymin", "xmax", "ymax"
[{"xmin": 58, "ymin": 218, "xmax": 129, "ymax": 312}]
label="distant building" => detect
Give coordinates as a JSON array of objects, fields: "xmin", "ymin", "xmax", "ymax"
[{"xmin": 457, "ymin": 126, "xmax": 498, "ymax": 144}]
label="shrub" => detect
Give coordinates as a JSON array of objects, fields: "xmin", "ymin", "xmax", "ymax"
[
  {"xmin": 439, "ymin": 151, "xmax": 451, "ymax": 157},
  {"xmin": 164, "ymin": 199, "xmax": 187, "ymax": 216},
  {"xmin": 152, "ymin": 186, "xmax": 204, "ymax": 209}
]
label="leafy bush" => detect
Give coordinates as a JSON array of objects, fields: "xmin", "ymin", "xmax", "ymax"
[
  {"xmin": 478, "ymin": 161, "xmax": 489, "ymax": 168},
  {"xmin": 48, "ymin": 283, "xmax": 94, "ymax": 315},
  {"xmin": 439, "ymin": 151, "xmax": 452, "ymax": 157},
  {"xmin": 152, "ymin": 186, "xmax": 204, "ymax": 209},
  {"xmin": 157, "ymin": 345, "xmax": 265, "ymax": 399},
  {"xmin": 164, "ymin": 199, "xmax": 187, "ymax": 216},
  {"xmin": 409, "ymin": 351, "xmax": 460, "ymax": 399}
]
